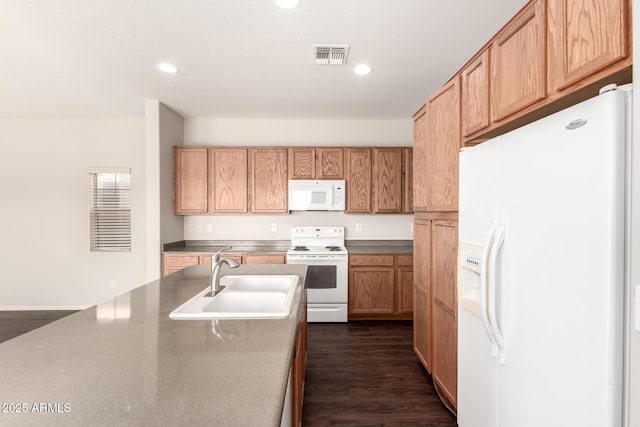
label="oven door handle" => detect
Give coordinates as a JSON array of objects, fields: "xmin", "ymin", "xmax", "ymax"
[{"xmin": 307, "ymin": 306, "xmax": 342, "ymax": 312}]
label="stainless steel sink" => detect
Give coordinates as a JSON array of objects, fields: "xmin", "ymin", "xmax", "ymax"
[{"xmin": 169, "ymin": 275, "xmax": 299, "ymax": 319}]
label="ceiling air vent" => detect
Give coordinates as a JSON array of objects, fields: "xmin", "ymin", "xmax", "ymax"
[{"xmin": 312, "ymin": 44, "xmax": 350, "ymax": 65}]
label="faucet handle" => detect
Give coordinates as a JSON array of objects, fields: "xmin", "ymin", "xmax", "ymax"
[{"xmin": 212, "ymin": 246, "xmax": 233, "ymax": 263}]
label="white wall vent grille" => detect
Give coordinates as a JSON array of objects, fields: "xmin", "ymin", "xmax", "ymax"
[{"xmin": 312, "ymin": 44, "xmax": 350, "ymax": 65}]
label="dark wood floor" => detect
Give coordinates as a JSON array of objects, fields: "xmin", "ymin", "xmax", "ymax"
[
  {"xmin": 1, "ymin": 313, "xmax": 457, "ymax": 426},
  {"xmin": 0, "ymin": 310, "xmax": 77, "ymax": 344},
  {"xmin": 302, "ymin": 321, "xmax": 457, "ymax": 427}
]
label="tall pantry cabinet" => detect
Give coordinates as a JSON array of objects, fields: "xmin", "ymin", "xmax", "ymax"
[{"xmin": 413, "ymin": 76, "xmax": 460, "ymax": 409}]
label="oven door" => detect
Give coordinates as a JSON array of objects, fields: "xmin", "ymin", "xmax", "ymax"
[{"xmin": 286, "ymin": 255, "xmax": 348, "ymax": 303}]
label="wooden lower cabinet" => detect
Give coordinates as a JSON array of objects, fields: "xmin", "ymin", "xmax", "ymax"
[
  {"xmin": 413, "ymin": 285, "xmax": 431, "ymax": 372},
  {"xmin": 396, "ymin": 256, "xmax": 414, "ymax": 314},
  {"xmin": 162, "ymin": 254, "xmax": 202, "ymax": 276},
  {"xmin": 413, "ymin": 213, "xmax": 458, "ymax": 408},
  {"xmin": 348, "ymin": 254, "xmax": 413, "ymax": 320},
  {"xmin": 162, "ymin": 252, "xmax": 284, "ymax": 277},
  {"xmin": 432, "ymin": 300, "xmax": 457, "ymax": 406}
]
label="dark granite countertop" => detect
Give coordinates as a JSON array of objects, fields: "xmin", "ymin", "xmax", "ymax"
[
  {"xmin": 345, "ymin": 240, "xmax": 413, "ymax": 254},
  {"xmin": 0, "ymin": 264, "xmax": 307, "ymax": 426},
  {"xmin": 163, "ymin": 240, "xmax": 413, "ymax": 255}
]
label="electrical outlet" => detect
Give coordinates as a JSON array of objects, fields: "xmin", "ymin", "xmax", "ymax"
[
  {"xmin": 271, "ymin": 223, "xmax": 278, "ymax": 232},
  {"xmin": 355, "ymin": 223, "xmax": 362, "ymax": 232},
  {"xmin": 206, "ymin": 224, "xmax": 213, "ymax": 233},
  {"xmin": 187, "ymin": 219, "xmax": 194, "ymax": 229},
  {"xmin": 110, "ymin": 279, "xmax": 117, "ymax": 289}
]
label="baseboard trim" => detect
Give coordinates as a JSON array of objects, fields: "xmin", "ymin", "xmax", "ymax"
[{"xmin": 0, "ymin": 305, "xmax": 90, "ymax": 311}]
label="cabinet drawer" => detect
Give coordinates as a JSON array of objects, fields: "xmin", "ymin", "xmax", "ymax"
[
  {"xmin": 396, "ymin": 254, "xmax": 413, "ymax": 266},
  {"xmin": 243, "ymin": 254, "xmax": 285, "ymax": 264},
  {"xmin": 199, "ymin": 255, "xmax": 243, "ymax": 265},
  {"xmin": 163, "ymin": 255, "xmax": 200, "ymax": 267},
  {"xmin": 349, "ymin": 254, "xmax": 394, "ymax": 267}
]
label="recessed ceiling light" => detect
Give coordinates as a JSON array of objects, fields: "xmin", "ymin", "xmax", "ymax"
[
  {"xmin": 275, "ymin": 0, "xmax": 300, "ymax": 9},
  {"xmin": 158, "ymin": 63, "xmax": 178, "ymax": 74},
  {"xmin": 354, "ymin": 64, "xmax": 372, "ymax": 76}
]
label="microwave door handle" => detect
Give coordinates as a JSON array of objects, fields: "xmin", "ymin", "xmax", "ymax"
[{"xmin": 326, "ymin": 187, "xmax": 334, "ymax": 205}]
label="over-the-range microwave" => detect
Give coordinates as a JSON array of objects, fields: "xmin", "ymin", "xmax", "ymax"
[{"xmin": 288, "ymin": 180, "xmax": 345, "ymax": 211}]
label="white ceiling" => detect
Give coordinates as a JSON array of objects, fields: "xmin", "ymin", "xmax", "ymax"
[{"xmin": 1, "ymin": 0, "xmax": 529, "ymax": 119}]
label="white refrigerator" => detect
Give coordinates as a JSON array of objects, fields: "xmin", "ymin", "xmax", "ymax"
[{"xmin": 458, "ymin": 88, "xmax": 635, "ymax": 427}]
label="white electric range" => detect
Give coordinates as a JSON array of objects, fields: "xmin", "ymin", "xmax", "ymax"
[{"xmin": 286, "ymin": 226, "xmax": 348, "ymax": 322}]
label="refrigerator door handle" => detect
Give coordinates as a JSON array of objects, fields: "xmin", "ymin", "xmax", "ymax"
[
  {"xmin": 480, "ymin": 223, "xmax": 499, "ymax": 346},
  {"xmin": 488, "ymin": 224, "xmax": 506, "ymax": 357}
]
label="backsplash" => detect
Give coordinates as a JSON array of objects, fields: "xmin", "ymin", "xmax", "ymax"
[{"xmin": 184, "ymin": 211, "xmax": 413, "ymax": 240}]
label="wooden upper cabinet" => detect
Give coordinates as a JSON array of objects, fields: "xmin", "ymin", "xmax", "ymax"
[
  {"xmin": 249, "ymin": 148, "xmax": 288, "ymax": 213},
  {"xmin": 412, "ymin": 106, "xmax": 428, "ymax": 211},
  {"xmin": 461, "ymin": 49, "xmax": 490, "ymax": 137},
  {"xmin": 373, "ymin": 148, "xmax": 402, "ymax": 213},
  {"xmin": 288, "ymin": 148, "xmax": 316, "ymax": 180},
  {"xmin": 490, "ymin": 0, "xmax": 546, "ymax": 122},
  {"xmin": 174, "ymin": 147, "xmax": 208, "ymax": 214},
  {"xmin": 208, "ymin": 148, "xmax": 247, "ymax": 213},
  {"xmin": 426, "ymin": 76, "xmax": 461, "ymax": 212},
  {"xmin": 316, "ymin": 148, "xmax": 345, "ymax": 179},
  {"xmin": 402, "ymin": 148, "xmax": 414, "ymax": 213},
  {"xmin": 289, "ymin": 147, "xmax": 344, "ymax": 179},
  {"xmin": 346, "ymin": 148, "xmax": 372, "ymax": 213},
  {"xmin": 547, "ymin": 0, "xmax": 629, "ymax": 92}
]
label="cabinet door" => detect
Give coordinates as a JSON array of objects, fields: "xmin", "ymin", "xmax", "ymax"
[
  {"xmin": 397, "ymin": 265, "xmax": 414, "ymax": 314},
  {"xmin": 412, "ymin": 106, "xmax": 428, "ymax": 210},
  {"xmin": 249, "ymin": 148, "xmax": 288, "ymax": 213},
  {"xmin": 414, "ymin": 286, "xmax": 431, "ymax": 373},
  {"xmin": 431, "ymin": 219, "xmax": 458, "ymax": 408},
  {"xmin": 174, "ymin": 147, "xmax": 208, "ymax": 214},
  {"xmin": 427, "ymin": 77, "xmax": 460, "ymax": 211},
  {"xmin": 316, "ymin": 148, "xmax": 344, "ymax": 179},
  {"xmin": 162, "ymin": 254, "xmax": 200, "ymax": 277},
  {"xmin": 288, "ymin": 148, "xmax": 315, "ymax": 179},
  {"xmin": 209, "ymin": 148, "xmax": 247, "ymax": 213},
  {"xmin": 402, "ymin": 148, "xmax": 414, "ymax": 213},
  {"xmin": 348, "ymin": 267, "xmax": 395, "ymax": 315},
  {"xmin": 547, "ymin": 0, "xmax": 629, "ymax": 91},
  {"xmin": 461, "ymin": 49, "xmax": 490, "ymax": 137},
  {"xmin": 373, "ymin": 148, "xmax": 402, "ymax": 213},
  {"xmin": 345, "ymin": 148, "xmax": 372, "ymax": 213},
  {"xmin": 490, "ymin": 0, "xmax": 546, "ymax": 122}
]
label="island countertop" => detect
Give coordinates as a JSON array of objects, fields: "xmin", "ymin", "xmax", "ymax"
[{"xmin": 0, "ymin": 264, "xmax": 307, "ymax": 427}]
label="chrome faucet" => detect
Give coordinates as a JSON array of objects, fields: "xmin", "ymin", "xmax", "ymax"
[{"xmin": 207, "ymin": 247, "xmax": 240, "ymax": 297}]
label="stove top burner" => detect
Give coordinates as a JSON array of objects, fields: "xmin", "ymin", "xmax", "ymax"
[
  {"xmin": 293, "ymin": 246, "xmax": 309, "ymax": 251},
  {"xmin": 325, "ymin": 246, "xmax": 342, "ymax": 251}
]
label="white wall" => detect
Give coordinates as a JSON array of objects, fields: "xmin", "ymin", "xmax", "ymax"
[
  {"xmin": 0, "ymin": 118, "xmax": 147, "ymax": 309},
  {"xmin": 183, "ymin": 117, "xmax": 413, "ymax": 240},
  {"xmin": 185, "ymin": 211, "xmax": 413, "ymax": 241},
  {"xmin": 145, "ymin": 101, "xmax": 184, "ymax": 281},
  {"xmin": 185, "ymin": 118, "xmax": 411, "ymax": 146}
]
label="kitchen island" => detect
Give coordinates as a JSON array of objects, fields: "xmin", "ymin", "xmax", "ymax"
[{"xmin": 0, "ymin": 264, "xmax": 307, "ymax": 427}]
